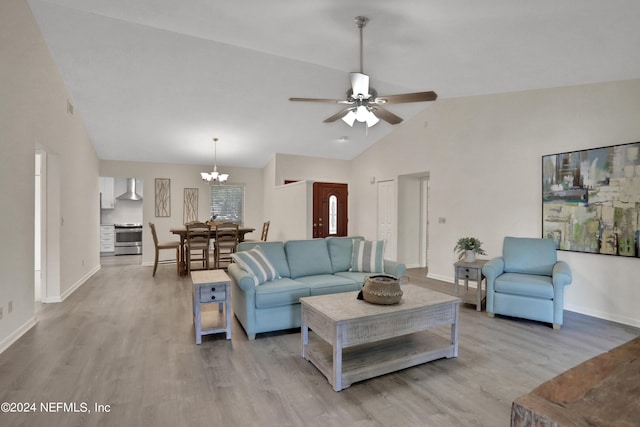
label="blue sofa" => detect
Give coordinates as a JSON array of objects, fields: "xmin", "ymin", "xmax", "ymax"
[
  {"xmin": 228, "ymin": 237, "xmax": 406, "ymax": 339},
  {"xmin": 482, "ymin": 237, "xmax": 572, "ymax": 329}
]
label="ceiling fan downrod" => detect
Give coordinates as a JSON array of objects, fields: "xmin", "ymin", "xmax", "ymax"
[{"xmin": 355, "ymin": 16, "xmax": 369, "ymax": 74}]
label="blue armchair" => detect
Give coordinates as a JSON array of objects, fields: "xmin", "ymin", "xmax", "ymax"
[{"xmin": 482, "ymin": 237, "xmax": 572, "ymax": 329}]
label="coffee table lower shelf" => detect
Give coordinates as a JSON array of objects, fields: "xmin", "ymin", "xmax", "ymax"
[{"xmin": 304, "ymin": 330, "xmax": 455, "ymax": 391}]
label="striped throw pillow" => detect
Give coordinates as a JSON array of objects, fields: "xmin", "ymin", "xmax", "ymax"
[
  {"xmin": 231, "ymin": 246, "xmax": 280, "ymax": 286},
  {"xmin": 351, "ymin": 240, "xmax": 385, "ymax": 273}
]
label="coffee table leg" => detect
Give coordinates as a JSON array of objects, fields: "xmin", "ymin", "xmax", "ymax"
[
  {"xmin": 301, "ymin": 322, "xmax": 308, "ymax": 359},
  {"xmin": 332, "ymin": 324, "xmax": 344, "ymax": 391},
  {"xmin": 333, "ymin": 341, "xmax": 343, "ymax": 392},
  {"xmin": 450, "ymin": 303, "xmax": 460, "ymax": 357}
]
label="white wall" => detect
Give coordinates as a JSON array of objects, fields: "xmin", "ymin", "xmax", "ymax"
[
  {"xmin": 270, "ymin": 181, "xmax": 313, "ymax": 241},
  {"xmin": 262, "ymin": 153, "xmax": 352, "ymax": 241},
  {"xmin": 1, "ymin": 0, "xmax": 100, "ymax": 351},
  {"xmin": 100, "ymin": 160, "xmax": 263, "ymax": 266},
  {"xmin": 351, "ymin": 79, "xmax": 640, "ymax": 327},
  {"xmin": 273, "ymin": 153, "xmax": 351, "ymax": 186}
]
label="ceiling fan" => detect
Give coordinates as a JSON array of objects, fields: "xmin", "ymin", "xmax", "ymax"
[{"xmin": 289, "ymin": 16, "xmax": 437, "ymax": 128}]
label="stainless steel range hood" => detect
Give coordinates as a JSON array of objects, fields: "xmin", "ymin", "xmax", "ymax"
[{"xmin": 116, "ymin": 178, "xmax": 143, "ymax": 201}]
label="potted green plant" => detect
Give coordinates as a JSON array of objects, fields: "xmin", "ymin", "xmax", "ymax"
[{"xmin": 454, "ymin": 237, "xmax": 487, "ymax": 262}]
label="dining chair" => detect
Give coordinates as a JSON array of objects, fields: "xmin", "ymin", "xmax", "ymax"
[
  {"xmin": 245, "ymin": 220, "xmax": 270, "ymax": 243},
  {"xmin": 260, "ymin": 220, "xmax": 270, "ymax": 241},
  {"xmin": 214, "ymin": 222, "xmax": 239, "ymax": 269},
  {"xmin": 148, "ymin": 222, "xmax": 181, "ymax": 277},
  {"xmin": 185, "ymin": 221, "xmax": 212, "ymax": 274}
]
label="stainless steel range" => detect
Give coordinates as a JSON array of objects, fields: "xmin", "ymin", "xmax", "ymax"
[{"xmin": 114, "ymin": 223, "xmax": 143, "ymax": 255}]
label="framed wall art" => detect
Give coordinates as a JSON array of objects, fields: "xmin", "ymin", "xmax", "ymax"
[
  {"xmin": 542, "ymin": 142, "xmax": 640, "ymax": 257},
  {"xmin": 183, "ymin": 188, "xmax": 198, "ymax": 224},
  {"xmin": 155, "ymin": 178, "xmax": 171, "ymax": 217}
]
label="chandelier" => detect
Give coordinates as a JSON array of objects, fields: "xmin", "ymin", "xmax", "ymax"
[{"xmin": 200, "ymin": 138, "xmax": 229, "ymax": 184}]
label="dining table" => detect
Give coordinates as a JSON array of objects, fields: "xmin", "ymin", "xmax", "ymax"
[{"xmin": 170, "ymin": 225, "xmax": 255, "ymax": 275}]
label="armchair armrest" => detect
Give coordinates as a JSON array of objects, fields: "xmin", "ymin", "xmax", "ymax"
[
  {"xmin": 552, "ymin": 261, "xmax": 572, "ymax": 287},
  {"xmin": 482, "ymin": 257, "xmax": 505, "ymax": 314},
  {"xmin": 384, "ymin": 259, "xmax": 406, "ymax": 278},
  {"xmin": 482, "ymin": 257, "xmax": 505, "ymax": 285}
]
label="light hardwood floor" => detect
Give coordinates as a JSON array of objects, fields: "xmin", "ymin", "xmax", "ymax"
[{"xmin": 0, "ymin": 262, "xmax": 637, "ymax": 427}]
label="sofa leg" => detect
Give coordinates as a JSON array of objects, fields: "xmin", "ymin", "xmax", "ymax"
[
  {"xmin": 247, "ymin": 333, "xmax": 256, "ymax": 340},
  {"xmin": 487, "ymin": 312, "xmax": 495, "ymax": 318},
  {"xmin": 553, "ymin": 323, "xmax": 561, "ymax": 330}
]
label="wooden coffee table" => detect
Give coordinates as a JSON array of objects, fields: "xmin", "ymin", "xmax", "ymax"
[{"xmin": 300, "ymin": 284, "xmax": 461, "ymax": 391}]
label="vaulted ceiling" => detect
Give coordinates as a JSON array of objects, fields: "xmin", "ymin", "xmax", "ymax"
[{"xmin": 28, "ymin": 0, "xmax": 640, "ymax": 168}]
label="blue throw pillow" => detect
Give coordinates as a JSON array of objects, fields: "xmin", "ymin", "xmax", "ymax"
[
  {"xmin": 231, "ymin": 246, "xmax": 280, "ymax": 286},
  {"xmin": 351, "ymin": 240, "xmax": 385, "ymax": 273}
]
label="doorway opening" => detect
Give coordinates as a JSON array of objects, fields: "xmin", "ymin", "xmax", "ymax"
[
  {"xmin": 34, "ymin": 150, "xmax": 61, "ymax": 303},
  {"xmin": 396, "ymin": 172, "xmax": 430, "ymax": 268}
]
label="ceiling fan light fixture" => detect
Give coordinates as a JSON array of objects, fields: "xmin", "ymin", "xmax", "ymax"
[
  {"xmin": 342, "ymin": 110, "xmax": 357, "ymax": 126},
  {"xmin": 365, "ymin": 112, "xmax": 380, "ymax": 127},
  {"xmin": 355, "ymin": 105, "xmax": 369, "ymax": 122}
]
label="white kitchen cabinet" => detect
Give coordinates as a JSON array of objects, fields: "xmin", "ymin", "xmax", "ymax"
[
  {"xmin": 100, "ymin": 224, "xmax": 115, "ymax": 254},
  {"xmin": 100, "ymin": 177, "xmax": 115, "ymax": 209}
]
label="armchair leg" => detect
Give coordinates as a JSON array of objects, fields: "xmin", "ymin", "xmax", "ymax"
[{"xmin": 487, "ymin": 312, "xmax": 495, "ymax": 318}]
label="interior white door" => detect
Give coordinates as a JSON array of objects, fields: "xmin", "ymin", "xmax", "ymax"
[{"xmin": 377, "ymin": 180, "xmax": 396, "ymax": 260}]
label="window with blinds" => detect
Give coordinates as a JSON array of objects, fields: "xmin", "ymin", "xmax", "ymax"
[{"xmin": 210, "ymin": 184, "xmax": 244, "ymax": 224}]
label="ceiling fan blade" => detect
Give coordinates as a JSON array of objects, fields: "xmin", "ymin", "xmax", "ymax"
[
  {"xmin": 323, "ymin": 107, "xmax": 354, "ymax": 123},
  {"xmin": 289, "ymin": 97, "xmax": 353, "ymax": 104},
  {"xmin": 374, "ymin": 91, "xmax": 438, "ymax": 104},
  {"xmin": 350, "ymin": 72, "xmax": 370, "ymax": 97},
  {"xmin": 370, "ymin": 105, "xmax": 403, "ymax": 125}
]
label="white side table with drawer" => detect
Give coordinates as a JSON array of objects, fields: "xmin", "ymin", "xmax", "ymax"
[
  {"xmin": 191, "ymin": 270, "xmax": 231, "ymax": 344},
  {"xmin": 453, "ymin": 259, "xmax": 488, "ymax": 312}
]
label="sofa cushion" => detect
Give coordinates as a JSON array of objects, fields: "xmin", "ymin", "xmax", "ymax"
[
  {"xmin": 495, "ymin": 273, "xmax": 555, "ymax": 299},
  {"xmin": 295, "ymin": 274, "xmax": 360, "ymax": 296},
  {"xmin": 231, "ymin": 246, "xmax": 280, "ymax": 286},
  {"xmin": 351, "ymin": 240, "xmax": 385, "ymax": 273},
  {"xmin": 254, "ymin": 278, "xmax": 310, "ymax": 308},
  {"xmin": 334, "ymin": 271, "xmax": 376, "ymax": 286},
  {"xmin": 326, "ymin": 236, "xmax": 364, "ymax": 273},
  {"xmin": 285, "ymin": 239, "xmax": 333, "ymax": 279},
  {"xmin": 503, "ymin": 237, "xmax": 556, "ymax": 276},
  {"xmin": 237, "ymin": 241, "xmax": 291, "ymax": 278}
]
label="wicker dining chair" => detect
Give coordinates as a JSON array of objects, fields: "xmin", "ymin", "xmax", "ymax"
[
  {"xmin": 185, "ymin": 221, "xmax": 212, "ymax": 274},
  {"xmin": 214, "ymin": 222, "xmax": 239, "ymax": 269}
]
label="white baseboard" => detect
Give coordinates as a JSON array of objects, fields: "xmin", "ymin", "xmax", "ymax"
[
  {"xmin": 565, "ymin": 303, "xmax": 640, "ymax": 329},
  {"xmin": 404, "ymin": 263, "xmax": 422, "ymax": 269},
  {"xmin": 59, "ymin": 265, "xmax": 101, "ymax": 302},
  {"xmin": 427, "ymin": 272, "xmax": 453, "ymax": 283},
  {"xmin": 0, "ymin": 316, "xmax": 38, "ymax": 354}
]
